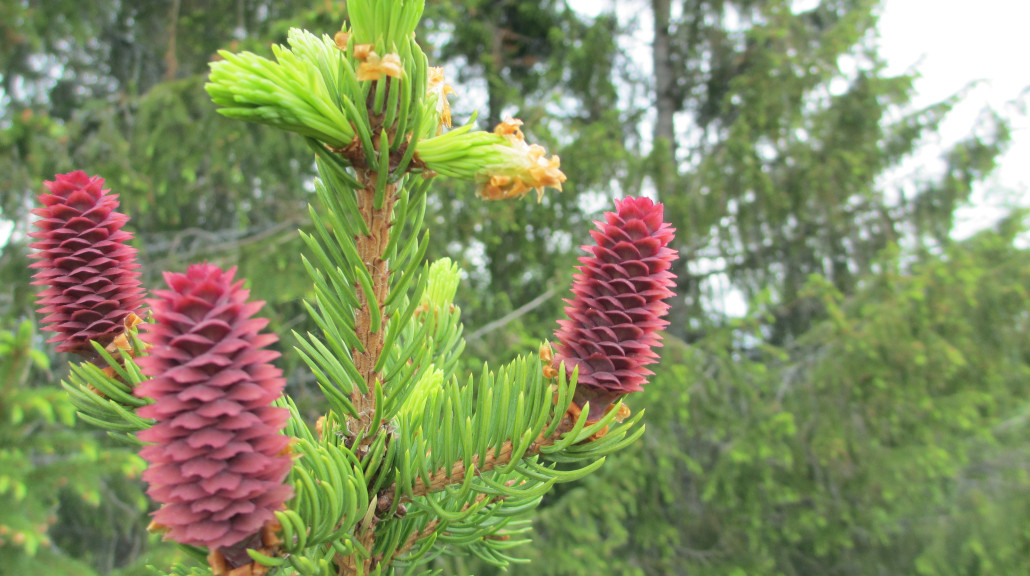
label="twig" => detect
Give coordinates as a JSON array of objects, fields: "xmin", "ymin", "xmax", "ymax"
[
  {"xmin": 336, "ymin": 167, "xmax": 398, "ymax": 576},
  {"xmin": 407, "ymin": 413, "xmax": 576, "ymax": 500},
  {"xmin": 346, "ymin": 172, "xmax": 397, "ymax": 438},
  {"xmin": 466, "ymin": 287, "xmax": 557, "ymax": 342},
  {"xmin": 375, "ymin": 414, "xmax": 577, "ymax": 568},
  {"xmin": 389, "ymin": 491, "xmax": 509, "ymax": 564}
]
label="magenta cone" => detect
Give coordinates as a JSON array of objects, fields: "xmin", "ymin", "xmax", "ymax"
[
  {"xmin": 135, "ymin": 263, "xmax": 292, "ymax": 550},
  {"xmin": 553, "ymin": 197, "xmax": 678, "ymax": 419},
  {"xmin": 29, "ymin": 171, "xmax": 144, "ymax": 355}
]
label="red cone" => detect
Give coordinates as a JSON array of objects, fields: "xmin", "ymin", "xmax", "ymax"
[
  {"xmin": 553, "ymin": 197, "xmax": 678, "ymax": 419},
  {"xmin": 135, "ymin": 263, "xmax": 292, "ymax": 550},
  {"xmin": 29, "ymin": 171, "xmax": 144, "ymax": 355}
]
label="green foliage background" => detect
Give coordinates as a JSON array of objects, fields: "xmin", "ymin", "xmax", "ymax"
[{"xmin": 1, "ymin": 0, "xmax": 1027, "ymax": 574}]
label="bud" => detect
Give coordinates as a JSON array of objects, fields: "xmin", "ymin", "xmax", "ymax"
[
  {"xmin": 476, "ymin": 118, "xmax": 566, "ymax": 202},
  {"xmin": 415, "ymin": 117, "xmax": 566, "ymax": 202},
  {"xmin": 206, "ymin": 28, "xmax": 355, "ymax": 149},
  {"xmin": 29, "ymin": 171, "xmax": 144, "ymax": 356},
  {"xmin": 553, "ymin": 197, "xmax": 678, "ymax": 419},
  {"xmin": 135, "ymin": 263, "xmax": 293, "ymax": 550}
]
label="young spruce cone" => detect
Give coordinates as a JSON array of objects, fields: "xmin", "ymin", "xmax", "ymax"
[
  {"xmin": 135, "ymin": 263, "xmax": 292, "ymax": 550},
  {"xmin": 553, "ymin": 196, "xmax": 678, "ymax": 419},
  {"xmin": 29, "ymin": 171, "xmax": 144, "ymax": 356}
]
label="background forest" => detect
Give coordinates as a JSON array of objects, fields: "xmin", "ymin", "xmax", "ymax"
[{"xmin": 2, "ymin": 0, "xmax": 1028, "ymax": 575}]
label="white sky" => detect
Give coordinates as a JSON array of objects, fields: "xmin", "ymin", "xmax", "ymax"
[{"xmin": 877, "ymin": 0, "xmax": 1030, "ymax": 236}]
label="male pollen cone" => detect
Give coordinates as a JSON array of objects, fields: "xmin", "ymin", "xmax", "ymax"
[
  {"xmin": 29, "ymin": 171, "xmax": 144, "ymax": 355},
  {"xmin": 135, "ymin": 263, "xmax": 293, "ymax": 550},
  {"xmin": 553, "ymin": 196, "xmax": 678, "ymax": 420}
]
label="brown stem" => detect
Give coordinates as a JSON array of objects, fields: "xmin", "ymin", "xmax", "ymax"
[
  {"xmin": 374, "ymin": 413, "xmax": 577, "ymax": 565},
  {"xmin": 208, "ymin": 520, "xmax": 284, "ymax": 576},
  {"xmin": 336, "ymin": 525, "xmax": 377, "ymax": 576},
  {"xmin": 394, "ymin": 520, "xmax": 440, "ymax": 561},
  {"xmin": 409, "ymin": 412, "xmax": 576, "ymax": 499},
  {"xmin": 335, "ymin": 166, "xmax": 397, "ymax": 576},
  {"xmin": 389, "ymin": 491, "xmax": 506, "ymax": 563},
  {"xmin": 347, "ymin": 170, "xmax": 397, "ymax": 439}
]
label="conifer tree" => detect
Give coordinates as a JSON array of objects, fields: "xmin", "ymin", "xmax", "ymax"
[
  {"xmin": 0, "ymin": 320, "xmax": 149, "ymax": 574},
  {"xmin": 25, "ymin": 2, "xmax": 678, "ymax": 574}
]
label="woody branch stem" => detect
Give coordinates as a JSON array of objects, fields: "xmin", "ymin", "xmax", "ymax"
[
  {"xmin": 406, "ymin": 412, "xmax": 577, "ymax": 500},
  {"xmin": 349, "ymin": 169, "xmax": 397, "ymax": 437}
]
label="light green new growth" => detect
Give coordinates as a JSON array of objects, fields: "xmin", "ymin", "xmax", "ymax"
[
  {"xmin": 206, "ymin": 6, "xmax": 565, "ymax": 197},
  {"xmin": 208, "ymin": 30, "xmax": 356, "ymax": 148},
  {"xmin": 424, "ymin": 258, "xmax": 461, "ymax": 308}
]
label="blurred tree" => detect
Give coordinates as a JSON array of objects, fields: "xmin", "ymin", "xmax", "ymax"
[
  {"xmin": 646, "ymin": 0, "xmax": 1009, "ymax": 343},
  {"xmin": 0, "ymin": 320, "xmax": 164, "ymax": 574},
  {"xmin": 0, "ymin": 0, "xmax": 349, "ymax": 392},
  {"xmin": 423, "ymin": 1, "xmax": 1024, "ymax": 575}
]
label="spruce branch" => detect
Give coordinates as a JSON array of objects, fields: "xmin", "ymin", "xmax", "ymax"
[
  {"xmin": 22, "ymin": 1, "xmax": 677, "ymax": 574},
  {"xmin": 388, "ymin": 490, "xmax": 512, "ymax": 565},
  {"xmin": 409, "ymin": 413, "xmax": 577, "ymax": 499}
]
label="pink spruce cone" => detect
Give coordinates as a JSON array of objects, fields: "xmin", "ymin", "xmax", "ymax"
[
  {"xmin": 29, "ymin": 171, "xmax": 144, "ymax": 356},
  {"xmin": 553, "ymin": 196, "xmax": 678, "ymax": 420},
  {"xmin": 135, "ymin": 263, "xmax": 293, "ymax": 551}
]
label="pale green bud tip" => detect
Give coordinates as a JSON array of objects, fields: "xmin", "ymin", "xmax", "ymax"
[
  {"xmin": 415, "ymin": 117, "xmax": 567, "ymax": 202},
  {"xmin": 400, "ymin": 368, "xmax": 444, "ymax": 419},
  {"xmin": 205, "ymin": 29, "xmax": 355, "ymax": 149},
  {"xmin": 425, "ymin": 258, "xmax": 462, "ymax": 308}
]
